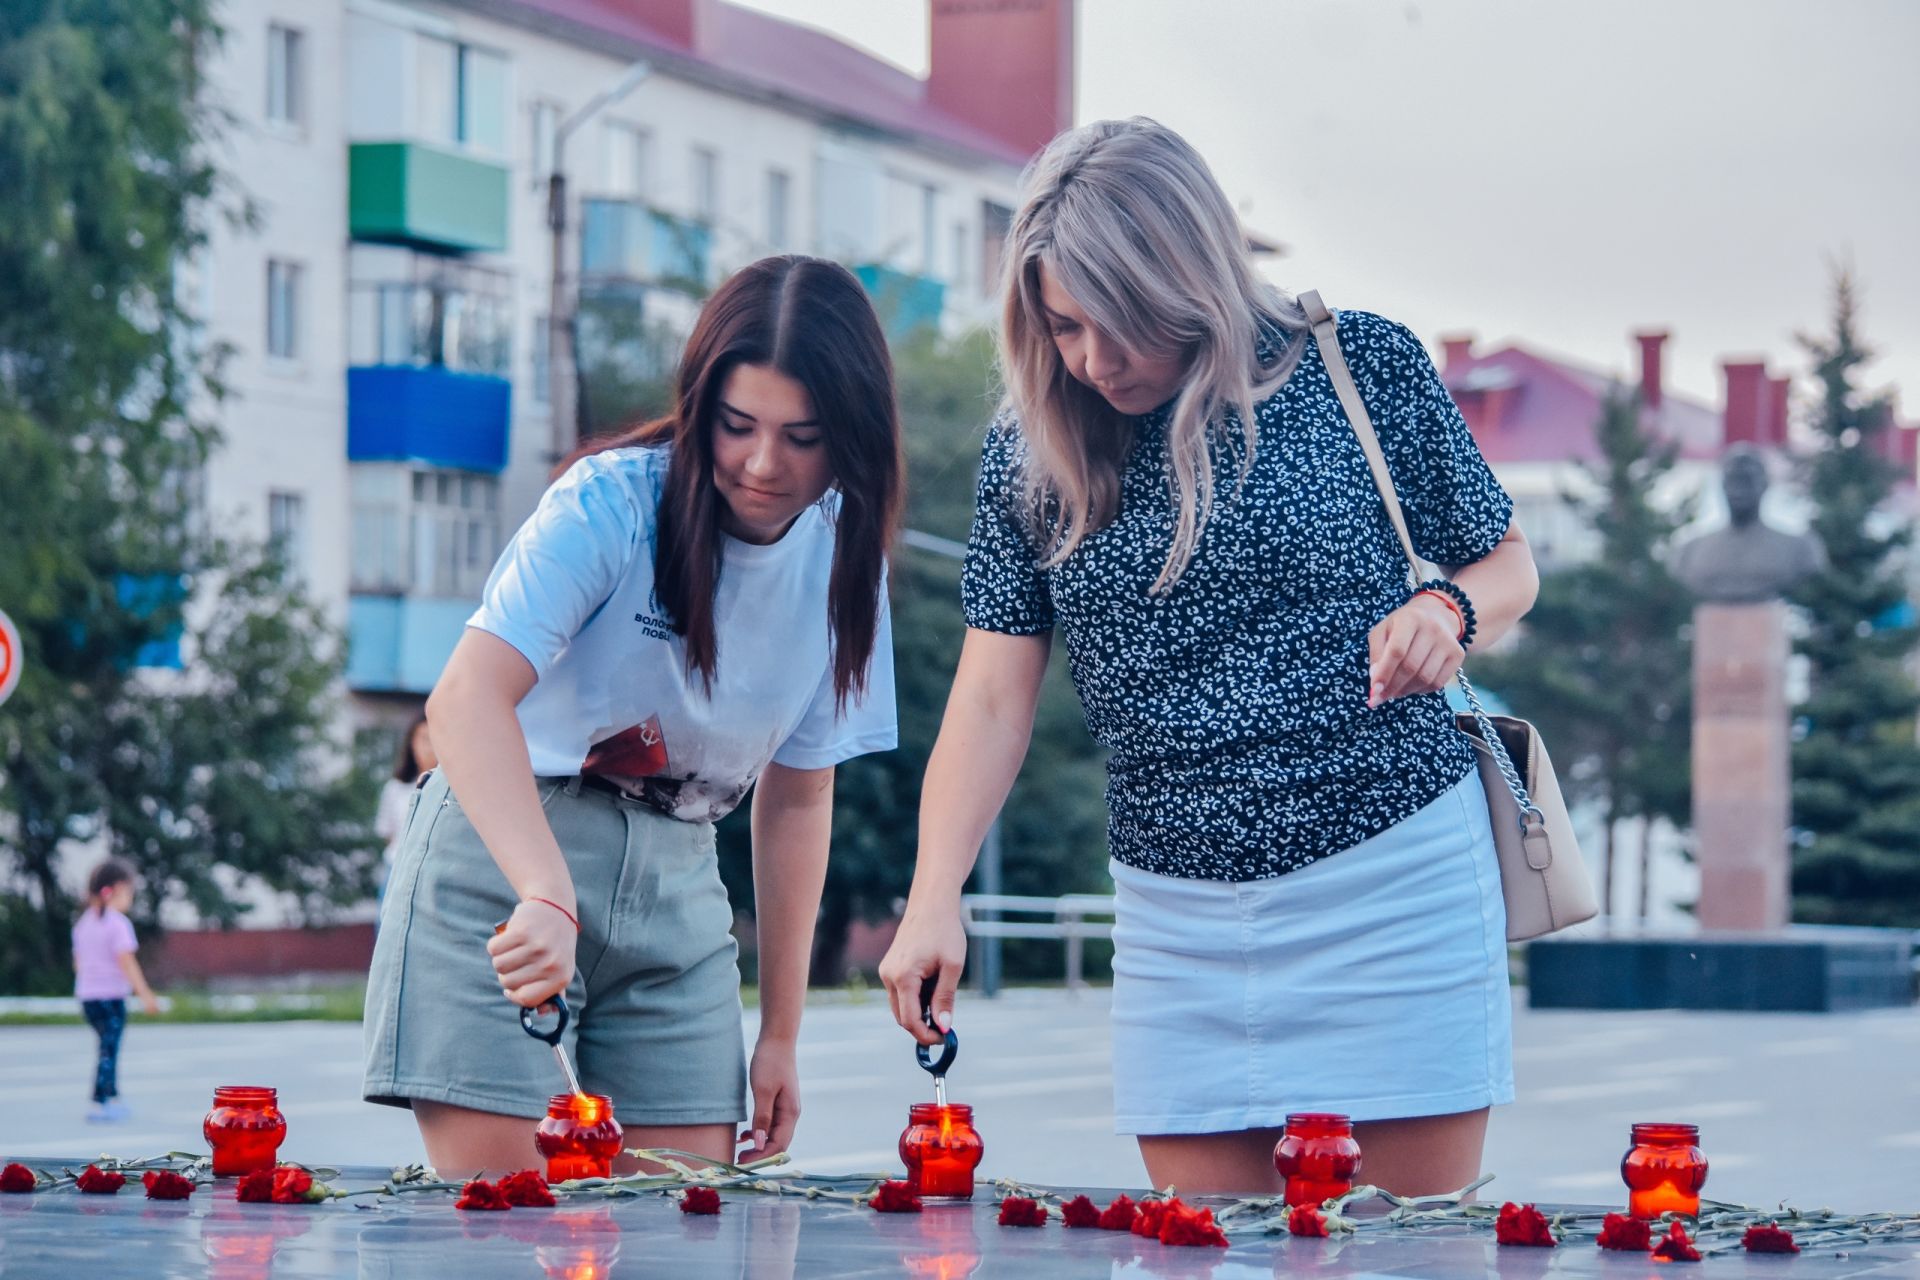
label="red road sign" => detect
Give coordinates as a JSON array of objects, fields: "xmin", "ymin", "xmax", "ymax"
[{"xmin": 0, "ymin": 608, "xmax": 19, "ymax": 707}]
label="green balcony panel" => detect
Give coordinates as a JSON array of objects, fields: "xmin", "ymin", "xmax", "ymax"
[{"xmin": 350, "ymin": 142, "xmax": 509, "ymax": 254}]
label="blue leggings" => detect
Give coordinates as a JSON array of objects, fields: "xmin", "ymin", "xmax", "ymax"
[{"xmin": 81, "ymin": 999, "xmax": 127, "ymax": 1102}]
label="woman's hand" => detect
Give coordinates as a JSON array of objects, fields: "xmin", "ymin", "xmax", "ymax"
[
  {"xmin": 1367, "ymin": 593, "xmax": 1465, "ymax": 708},
  {"xmin": 485, "ymin": 898, "xmax": 577, "ymax": 1008},
  {"xmin": 878, "ymin": 902, "xmax": 969, "ymax": 1046},
  {"xmin": 738, "ymin": 1036, "xmax": 801, "ymax": 1162}
]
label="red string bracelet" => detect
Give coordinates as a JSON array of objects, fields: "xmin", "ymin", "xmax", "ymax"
[{"xmin": 525, "ymin": 897, "xmax": 581, "ymax": 932}]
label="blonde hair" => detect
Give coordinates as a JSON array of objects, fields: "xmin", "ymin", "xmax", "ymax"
[{"xmin": 998, "ymin": 117, "xmax": 1307, "ymax": 591}]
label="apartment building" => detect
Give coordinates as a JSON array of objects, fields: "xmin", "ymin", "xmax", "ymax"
[{"xmin": 200, "ymin": 0, "xmax": 1074, "ymax": 736}]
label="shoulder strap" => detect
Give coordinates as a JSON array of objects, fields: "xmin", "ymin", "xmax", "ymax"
[
  {"xmin": 1299, "ymin": 289, "xmax": 1423, "ymax": 589},
  {"xmin": 1302, "ymin": 292, "xmax": 1542, "ymax": 829}
]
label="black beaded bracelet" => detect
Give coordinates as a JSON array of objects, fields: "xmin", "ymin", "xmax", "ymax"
[{"xmin": 1414, "ymin": 578, "xmax": 1478, "ymax": 649}]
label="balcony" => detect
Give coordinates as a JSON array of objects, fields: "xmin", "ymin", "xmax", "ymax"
[
  {"xmin": 346, "ymin": 595, "xmax": 473, "ymax": 695},
  {"xmin": 854, "ymin": 264, "xmax": 945, "ymax": 335},
  {"xmin": 348, "ymin": 365, "xmax": 509, "ymax": 472},
  {"xmin": 349, "ymin": 141, "xmax": 509, "ymax": 254},
  {"xmin": 580, "ymin": 199, "xmax": 711, "ymax": 293}
]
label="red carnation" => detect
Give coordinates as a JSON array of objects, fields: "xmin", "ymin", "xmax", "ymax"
[
  {"xmin": 1595, "ymin": 1212, "xmax": 1651, "ymax": 1251},
  {"xmin": 869, "ymin": 1180, "xmax": 923, "ymax": 1213},
  {"xmin": 236, "ymin": 1170, "xmax": 275, "ymax": 1203},
  {"xmin": 455, "ymin": 1179, "xmax": 510, "ymax": 1211},
  {"xmin": 1131, "ymin": 1198, "xmax": 1169, "ymax": 1238},
  {"xmin": 680, "ymin": 1186, "xmax": 721, "ymax": 1215},
  {"xmin": 500, "ymin": 1170, "xmax": 555, "ymax": 1208},
  {"xmin": 1060, "ymin": 1194, "xmax": 1100, "ymax": 1228},
  {"xmin": 1742, "ymin": 1223, "xmax": 1800, "ymax": 1254},
  {"xmin": 997, "ymin": 1196, "xmax": 1047, "ymax": 1227},
  {"xmin": 75, "ymin": 1165, "xmax": 126, "ymax": 1195},
  {"xmin": 1288, "ymin": 1203, "xmax": 1330, "ymax": 1237},
  {"xmin": 1157, "ymin": 1198, "xmax": 1229, "ymax": 1248},
  {"xmin": 142, "ymin": 1170, "xmax": 195, "ymax": 1200},
  {"xmin": 0, "ymin": 1164, "xmax": 36, "ymax": 1194},
  {"xmin": 271, "ymin": 1167, "xmax": 315, "ymax": 1204},
  {"xmin": 1096, "ymin": 1195, "xmax": 1137, "ymax": 1231},
  {"xmin": 1651, "ymin": 1221, "xmax": 1701, "ymax": 1263},
  {"xmin": 1494, "ymin": 1202, "xmax": 1555, "ymax": 1247}
]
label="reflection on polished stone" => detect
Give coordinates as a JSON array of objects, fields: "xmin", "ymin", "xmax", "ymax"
[{"xmin": 1, "ymin": 1160, "xmax": 1916, "ymax": 1279}]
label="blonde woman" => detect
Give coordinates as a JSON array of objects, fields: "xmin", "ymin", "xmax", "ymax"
[{"xmin": 879, "ymin": 118, "xmax": 1539, "ymax": 1196}]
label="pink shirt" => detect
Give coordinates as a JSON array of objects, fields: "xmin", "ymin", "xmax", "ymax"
[{"xmin": 72, "ymin": 907, "xmax": 137, "ymax": 1001}]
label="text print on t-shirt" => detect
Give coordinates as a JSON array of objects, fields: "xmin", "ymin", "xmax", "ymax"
[{"xmin": 633, "ymin": 610, "xmax": 673, "ymax": 641}]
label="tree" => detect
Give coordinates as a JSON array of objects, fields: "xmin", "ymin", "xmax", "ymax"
[
  {"xmin": 1788, "ymin": 271, "xmax": 1920, "ymax": 926},
  {"xmin": 0, "ymin": 1, "xmax": 377, "ymax": 989},
  {"xmin": 1476, "ymin": 388, "xmax": 1695, "ymax": 917}
]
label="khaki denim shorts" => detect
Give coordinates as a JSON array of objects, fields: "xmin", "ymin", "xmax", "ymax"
[{"xmin": 363, "ymin": 771, "xmax": 747, "ymax": 1124}]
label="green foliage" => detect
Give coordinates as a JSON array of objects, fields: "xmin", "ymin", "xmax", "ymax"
[
  {"xmin": 1788, "ymin": 271, "xmax": 1920, "ymax": 926},
  {"xmin": 574, "ymin": 285, "xmax": 682, "ymax": 436},
  {"xmin": 0, "ymin": 1, "xmax": 378, "ymax": 988},
  {"xmin": 1475, "ymin": 387, "xmax": 1694, "ymax": 915}
]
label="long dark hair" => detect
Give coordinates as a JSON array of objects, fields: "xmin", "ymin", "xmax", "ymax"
[
  {"xmin": 391, "ymin": 713, "xmax": 430, "ymax": 784},
  {"xmin": 562, "ymin": 256, "xmax": 902, "ymax": 706}
]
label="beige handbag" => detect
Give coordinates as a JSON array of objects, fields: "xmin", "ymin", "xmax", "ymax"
[{"xmin": 1301, "ymin": 290, "xmax": 1599, "ymax": 942}]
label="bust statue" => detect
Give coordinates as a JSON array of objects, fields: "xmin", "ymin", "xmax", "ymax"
[{"xmin": 1672, "ymin": 446, "xmax": 1825, "ymax": 603}]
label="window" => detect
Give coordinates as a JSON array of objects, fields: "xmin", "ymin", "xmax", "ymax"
[
  {"xmin": 602, "ymin": 121, "xmax": 647, "ymax": 197},
  {"xmin": 352, "ymin": 466, "xmax": 499, "ymax": 597},
  {"xmin": 414, "ymin": 34, "xmax": 460, "ymax": 146},
  {"xmin": 692, "ymin": 146, "xmax": 719, "ymax": 225},
  {"xmin": 266, "ymin": 24, "xmax": 304, "ymax": 127},
  {"xmin": 951, "ymin": 220, "xmax": 970, "ymax": 295},
  {"xmin": 531, "ymin": 312, "xmax": 550, "ymax": 404},
  {"xmin": 460, "ymin": 46, "xmax": 508, "ymax": 155},
  {"xmin": 766, "ymin": 168, "xmax": 791, "ymax": 250},
  {"xmin": 266, "ymin": 259, "xmax": 301, "ymax": 359},
  {"xmin": 347, "ymin": 249, "xmax": 511, "ymax": 375},
  {"xmin": 530, "ymin": 101, "xmax": 559, "ymax": 185},
  {"xmin": 920, "ymin": 184, "xmax": 939, "ymax": 276},
  {"xmin": 980, "ymin": 200, "xmax": 1013, "ymax": 293},
  {"xmin": 414, "ymin": 34, "xmax": 506, "ymax": 153},
  {"xmin": 268, "ymin": 490, "xmax": 306, "ymax": 578}
]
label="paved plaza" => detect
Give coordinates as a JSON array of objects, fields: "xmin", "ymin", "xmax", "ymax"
[{"xmin": 4, "ymin": 990, "xmax": 1918, "ymax": 1213}]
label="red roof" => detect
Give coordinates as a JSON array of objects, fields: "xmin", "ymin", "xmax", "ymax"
[
  {"xmin": 473, "ymin": 0, "xmax": 1032, "ymax": 168},
  {"xmin": 1442, "ymin": 342, "xmax": 1723, "ymax": 466}
]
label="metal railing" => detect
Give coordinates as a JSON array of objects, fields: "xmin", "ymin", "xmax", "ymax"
[{"xmin": 959, "ymin": 893, "xmax": 1115, "ymax": 995}]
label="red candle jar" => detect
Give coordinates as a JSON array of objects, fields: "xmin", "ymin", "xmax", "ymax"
[
  {"xmin": 534, "ymin": 1094, "xmax": 624, "ymax": 1182},
  {"xmin": 1273, "ymin": 1112, "xmax": 1363, "ymax": 1207},
  {"xmin": 1621, "ymin": 1122, "xmax": 1708, "ymax": 1220},
  {"xmin": 202, "ymin": 1086, "xmax": 288, "ymax": 1177},
  {"xmin": 899, "ymin": 1103, "xmax": 984, "ymax": 1200}
]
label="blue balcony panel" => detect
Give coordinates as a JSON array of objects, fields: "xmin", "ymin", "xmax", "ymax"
[
  {"xmin": 853, "ymin": 264, "xmax": 945, "ymax": 335},
  {"xmin": 347, "ymin": 595, "xmax": 473, "ymax": 695},
  {"xmin": 117, "ymin": 573, "xmax": 185, "ymax": 669},
  {"xmin": 348, "ymin": 365, "xmax": 510, "ymax": 473}
]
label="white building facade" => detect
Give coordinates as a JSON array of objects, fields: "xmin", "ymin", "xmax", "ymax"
[{"xmin": 194, "ymin": 0, "xmax": 1065, "ymax": 742}]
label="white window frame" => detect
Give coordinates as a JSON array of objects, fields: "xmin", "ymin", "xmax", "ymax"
[
  {"xmin": 266, "ymin": 23, "xmax": 304, "ymax": 131},
  {"xmin": 266, "ymin": 258, "xmax": 302, "ymax": 362}
]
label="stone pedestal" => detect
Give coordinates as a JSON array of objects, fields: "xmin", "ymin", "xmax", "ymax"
[{"xmin": 1692, "ymin": 601, "xmax": 1791, "ymax": 930}]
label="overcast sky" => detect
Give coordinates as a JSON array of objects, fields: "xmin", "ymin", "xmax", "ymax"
[{"xmin": 738, "ymin": 0, "xmax": 1918, "ymax": 414}]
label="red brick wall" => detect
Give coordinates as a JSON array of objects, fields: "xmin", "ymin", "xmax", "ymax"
[{"xmin": 146, "ymin": 924, "xmax": 376, "ymax": 983}]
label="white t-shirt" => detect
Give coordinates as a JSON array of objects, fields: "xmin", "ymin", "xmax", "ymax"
[{"xmin": 467, "ymin": 447, "xmax": 897, "ymax": 823}]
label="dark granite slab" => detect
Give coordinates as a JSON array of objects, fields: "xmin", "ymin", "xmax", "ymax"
[
  {"xmin": 3, "ymin": 1160, "xmax": 1918, "ymax": 1278},
  {"xmin": 1528, "ymin": 925, "xmax": 1916, "ymax": 1012}
]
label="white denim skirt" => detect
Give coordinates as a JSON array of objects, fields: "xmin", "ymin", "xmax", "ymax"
[{"xmin": 1108, "ymin": 770, "xmax": 1514, "ymax": 1135}]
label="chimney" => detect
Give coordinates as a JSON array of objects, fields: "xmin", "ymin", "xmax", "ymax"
[
  {"xmin": 1440, "ymin": 334, "xmax": 1474, "ymax": 373},
  {"xmin": 622, "ymin": 0, "xmax": 703, "ymax": 48},
  {"xmin": 927, "ymin": 0, "xmax": 1076, "ymax": 158},
  {"xmin": 1635, "ymin": 330, "xmax": 1668, "ymax": 411},
  {"xmin": 1721, "ymin": 359, "xmax": 1768, "ymax": 447},
  {"xmin": 1765, "ymin": 375, "xmax": 1791, "ymax": 447}
]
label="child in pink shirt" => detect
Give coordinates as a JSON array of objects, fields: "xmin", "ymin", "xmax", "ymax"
[{"xmin": 72, "ymin": 858, "xmax": 159, "ymax": 1123}]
